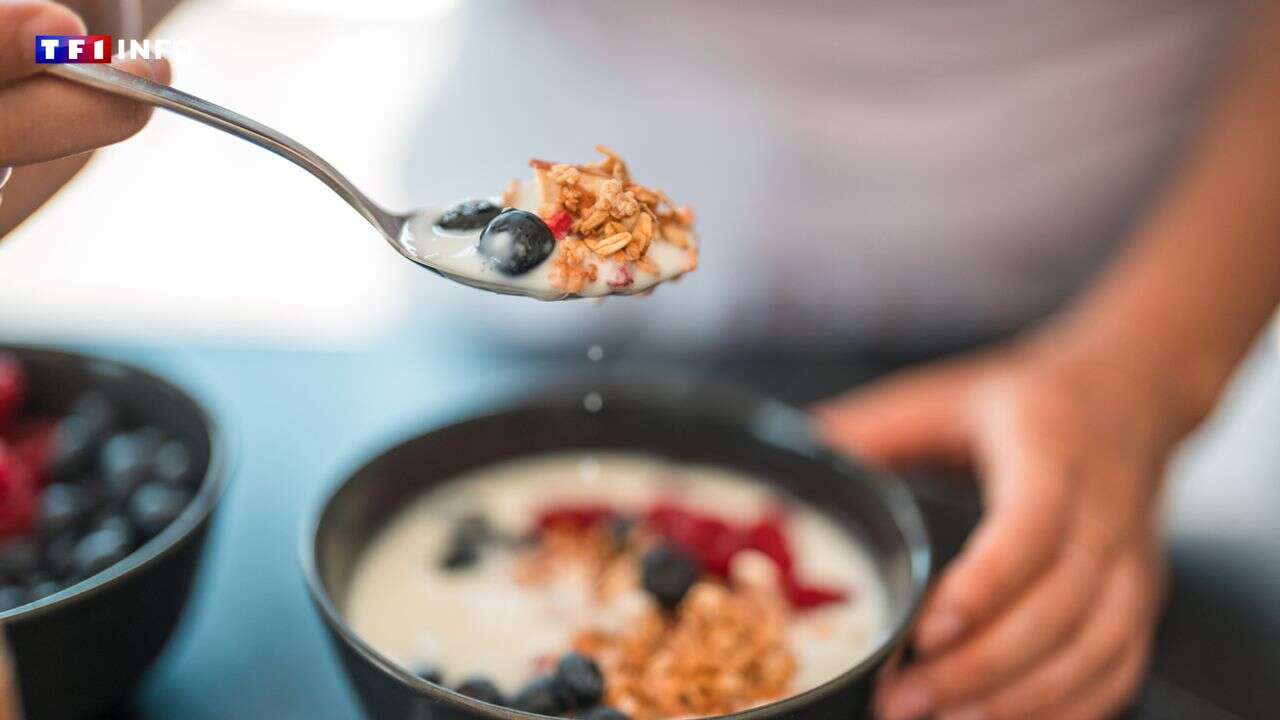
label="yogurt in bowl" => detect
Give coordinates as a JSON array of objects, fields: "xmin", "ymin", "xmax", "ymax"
[{"xmin": 345, "ymin": 452, "xmax": 890, "ymax": 720}]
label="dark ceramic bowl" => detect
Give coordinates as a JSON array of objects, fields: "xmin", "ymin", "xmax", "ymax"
[
  {"xmin": 304, "ymin": 379, "xmax": 931, "ymax": 720},
  {"xmin": 0, "ymin": 346, "xmax": 227, "ymax": 720}
]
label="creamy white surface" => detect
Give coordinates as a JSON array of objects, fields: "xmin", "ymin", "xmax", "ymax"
[
  {"xmin": 399, "ymin": 182, "xmax": 695, "ymax": 299},
  {"xmin": 345, "ymin": 452, "xmax": 888, "ymax": 698}
]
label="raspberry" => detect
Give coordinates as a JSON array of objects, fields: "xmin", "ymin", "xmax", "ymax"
[
  {"xmin": 6, "ymin": 418, "xmax": 56, "ymax": 486},
  {"xmin": 782, "ymin": 577, "xmax": 849, "ymax": 611},
  {"xmin": 535, "ymin": 503, "xmax": 616, "ymax": 533},
  {"xmin": 0, "ymin": 353, "xmax": 26, "ymax": 428},
  {"xmin": 705, "ymin": 528, "xmax": 750, "ymax": 576},
  {"xmin": 0, "ymin": 443, "xmax": 37, "ymax": 540},
  {"xmin": 647, "ymin": 501, "xmax": 740, "ymax": 574},
  {"xmin": 607, "ymin": 265, "xmax": 634, "ymax": 289},
  {"xmin": 545, "ymin": 211, "xmax": 573, "ymax": 240},
  {"xmin": 746, "ymin": 517, "xmax": 793, "ymax": 573}
]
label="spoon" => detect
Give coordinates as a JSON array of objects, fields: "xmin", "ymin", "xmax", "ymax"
[{"xmin": 46, "ymin": 63, "xmax": 658, "ymax": 300}]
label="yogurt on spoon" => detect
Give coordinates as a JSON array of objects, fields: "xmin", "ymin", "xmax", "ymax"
[{"xmin": 401, "ymin": 147, "xmax": 699, "ymax": 300}]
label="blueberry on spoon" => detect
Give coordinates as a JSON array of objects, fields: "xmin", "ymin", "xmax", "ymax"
[
  {"xmin": 436, "ymin": 199, "xmax": 503, "ymax": 231},
  {"xmin": 477, "ymin": 209, "xmax": 554, "ymax": 276}
]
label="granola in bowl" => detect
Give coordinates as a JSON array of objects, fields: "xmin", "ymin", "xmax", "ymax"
[
  {"xmin": 345, "ymin": 453, "xmax": 888, "ymax": 720},
  {"xmin": 401, "ymin": 148, "xmax": 698, "ymax": 299}
]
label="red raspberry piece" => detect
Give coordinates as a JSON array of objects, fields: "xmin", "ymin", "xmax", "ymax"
[
  {"xmin": 705, "ymin": 528, "xmax": 751, "ymax": 576},
  {"xmin": 746, "ymin": 517, "xmax": 794, "ymax": 573},
  {"xmin": 607, "ymin": 265, "xmax": 634, "ymax": 289},
  {"xmin": 6, "ymin": 418, "xmax": 56, "ymax": 486},
  {"xmin": 643, "ymin": 497, "xmax": 854, "ymax": 612},
  {"xmin": 643, "ymin": 500, "xmax": 685, "ymax": 537},
  {"xmin": 0, "ymin": 442, "xmax": 37, "ymax": 540},
  {"xmin": 535, "ymin": 503, "xmax": 616, "ymax": 533},
  {"xmin": 645, "ymin": 500, "xmax": 733, "ymax": 569},
  {"xmin": 0, "ymin": 353, "xmax": 26, "ymax": 429},
  {"xmin": 783, "ymin": 576, "xmax": 849, "ymax": 611},
  {"xmin": 545, "ymin": 211, "xmax": 573, "ymax": 240}
]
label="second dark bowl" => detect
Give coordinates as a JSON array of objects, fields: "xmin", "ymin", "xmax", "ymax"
[
  {"xmin": 304, "ymin": 379, "xmax": 931, "ymax": 719},
  {"xmin": 0, "ymin": 346, "xmax": 227, "ymax": 720}
]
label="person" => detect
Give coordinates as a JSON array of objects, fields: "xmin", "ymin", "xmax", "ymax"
[
  {"xmin": 3, "ymin": 3, "xmax": 1279, "ymax": 720},
  {"xmin": 811, "ymin": 3, "xmax": 1280, "ymax": 717},
  {"xmin": 0, "ymin": 1, "xmax": 170, "ymax": 238}
]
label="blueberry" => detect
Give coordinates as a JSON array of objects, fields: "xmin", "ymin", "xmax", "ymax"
[
  {"xmin": 641, "ymin": 545, "xmax": 701, "ymax": 610},
  {"xmin": 100, "ymin": 429, "xmax": 162, "ymax": 499},
  {"xmin": 555, "ymin": 652, "xmax": 604, "ymax": 709},
  {"xmin": 39, "ymin": 482, "xmax": 93, "ymax": 536},
  {"xmin": 512, "ymin": 676, "xmax": 568, "ymax": 715},
  {"xmin": 26, "ymin": 576, "xmax": 60, "ymax": 602},
  {"xmin": 69, "ymin": 391, "xmax": 120, "ymax": 441},
  {"xmin": 153, "ymin": 440, "xmax": 195, "ymax": 487},
  {"xmin": 413, "ymin": 664, "xmax": 443, "ymax": 684},
  {"xmin": 71, "ymin": 517, "xmax": 133, "ymax": 578},
  {"xmin": 0, "ymin": 586, "xmax": 27, "ymax": 612},
  {"xmin": 477, "ymin": 209, "xmax": 554, "ymax": 276},
  {"xmin": 97, "ymin": 515, "xmax": 135, "ymax": 544},
  {"xmin": 42, "ymin": 532, "xmax": 78, "ymax": 579},
  {"xmin": 583, "ymin": 709, "xmax": 631, "ymax": 720},
  {"xmin": 436, "ymin": 199, "xmax": 504, "ymax": 232},
  {"xmin": 440, "ymin": 514, "xmax": 492, "ymax": 572},
  {"xmin": 0, "ymin": 538, "xmax": 39, "ymax": 580},
  {"xmin": 49, "ymin": 415, "xmax": 96, "ymax": 481},
  {"xmin": 455, "ymin": 677, "xmax": 506, "ymax": 706},
  {"xmin": 128, "ymin": 483, "xmax": 190, "ymax": 537}
]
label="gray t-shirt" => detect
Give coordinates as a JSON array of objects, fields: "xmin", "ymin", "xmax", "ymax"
[{"xmin": 406, "ymin": 0, "xmax": 1249, "ymax": 354}]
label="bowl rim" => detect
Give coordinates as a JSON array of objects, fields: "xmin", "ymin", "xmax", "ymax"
[
  {"xmin": 301, "ymin": 379, "xmax": 931, "ymax": 719},
  {"xmin": 0, "ymin": 345, "xmax": 231, "ymax": 622}
]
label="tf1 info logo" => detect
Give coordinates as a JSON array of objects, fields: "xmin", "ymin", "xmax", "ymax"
[{"xmin": 35, "ymin": 35, "xmax": 186, "ymax": 64}]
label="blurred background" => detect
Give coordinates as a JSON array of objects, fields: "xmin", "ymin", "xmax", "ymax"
[{"xmin": 0, "ymin": 0, "xmax": 1276, "ymax": 718}]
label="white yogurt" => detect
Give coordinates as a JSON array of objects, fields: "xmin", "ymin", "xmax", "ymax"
[
  {"xmin": 345, "ymin": 453, "xmax": 890, "ymax": 704},
  {"xmin": 399, "ymin": 181, "xmax": 696, "ymax": 299}
]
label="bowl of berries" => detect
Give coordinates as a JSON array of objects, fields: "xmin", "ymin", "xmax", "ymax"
[
  {"xmin": 304, "ymin": 379, "xmax": 930, "ymax": 720},
  {"xmin": 0, "ymin": 346, "xmax": 226, "ymax": 720}
]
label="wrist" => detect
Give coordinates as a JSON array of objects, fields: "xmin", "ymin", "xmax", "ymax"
[{"xmin": 1021, "ymin": 307, "xmax": 1235, "ymax": 441}]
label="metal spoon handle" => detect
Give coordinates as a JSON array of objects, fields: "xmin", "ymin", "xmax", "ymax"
[{"xmin": 47, "ymin": 63, "xmax": 403, "ymax": 239}]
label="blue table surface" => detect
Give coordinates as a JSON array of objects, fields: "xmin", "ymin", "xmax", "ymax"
[{"xmin": 60, "ymin": 338, "xmax": 1278, "ymax": 720}]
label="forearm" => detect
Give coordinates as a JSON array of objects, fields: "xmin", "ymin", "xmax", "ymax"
[{"xmin": 1048, "ymin": 1, "xmax": 1280, "ymax": 428}]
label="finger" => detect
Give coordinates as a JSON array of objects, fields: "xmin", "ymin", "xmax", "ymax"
[
  {"xmin": 877, "ymin": 526, "xmax": 1107, "ymax": 718},
  {"xmin": 0, "ymin": 57, "xmax": 171, "ymax": 165},
  {"xmin": 908, "ymin": 384, "xmax": 1075, "ymax": 659},
  {"xmin": 1052, "ymin": 637, "xmax": 1150, "ymax": 720},
  {"xmin": 874, "ymin": 647, "xmax": 906, "ymax": 693},
  {"xmin": 933, "ymin": 547, "xmax": 1158, "ymax": 719},
  {"xmin": 0, "ymin": 1, "xmax": 85, "ymax": 84},
  {"xmin": 813, "ymin": 363, "xmax": 977, "ymax": 467}
]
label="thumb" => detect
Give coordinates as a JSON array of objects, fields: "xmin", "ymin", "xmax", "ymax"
[{"xmin": 813, "ymin": 361, "xmax": 982, "ymax": 468}]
